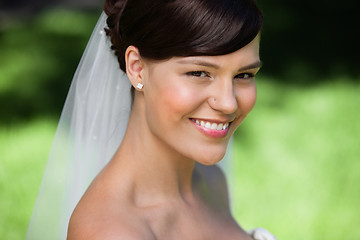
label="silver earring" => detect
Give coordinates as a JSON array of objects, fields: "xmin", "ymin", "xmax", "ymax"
[
  {"xmin": 213, "ymin": 98, "xmax": 216, "ymax": 101},
  {"xmin": 136, "ymin": 83, "xmax": 143, "ymax": 90}
]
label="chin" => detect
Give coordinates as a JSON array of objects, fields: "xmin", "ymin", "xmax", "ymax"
[
  {"xmin": 194, "ymin": 150, "xmax": 226, "ymax": 166},
  {"xmin": 189, "ymin": 137, "xmax": 232, "ymax": 165}
]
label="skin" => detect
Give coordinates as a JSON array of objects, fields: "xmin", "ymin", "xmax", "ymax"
[{"xmin": 68, "ymin": 35, "xmax": 261, "ymax": 240}]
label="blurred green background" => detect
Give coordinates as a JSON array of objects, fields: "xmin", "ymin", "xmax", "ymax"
[{"xmin": 0, "ymin": 1, "xmax": 359, "ymax": 239}]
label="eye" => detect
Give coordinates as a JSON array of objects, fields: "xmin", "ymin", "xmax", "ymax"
[
  {"xmin": 235, "ymin": 73, "xmax": 255, "ymax": 79},
  {"xmin": 187, "ymin": 71, "xmax": 210, "ymax": 78}
]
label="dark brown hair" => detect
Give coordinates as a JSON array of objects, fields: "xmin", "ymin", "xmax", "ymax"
[{"xmin": 104, "ymin": 0, "xmax": 263, "ymax": 72}]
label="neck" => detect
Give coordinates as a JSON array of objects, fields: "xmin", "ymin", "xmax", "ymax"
[{"xmin": 110, "ymin": 99, "xmax": 197, "ymax": 206}]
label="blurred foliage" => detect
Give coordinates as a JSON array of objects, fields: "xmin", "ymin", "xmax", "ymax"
[
  {"xmin": 1, "ymin": 3, "xmax": 359, "ymax": 123},
  {"xmin": 256, "ymin": 0, "xmax": 359, "ymax": 82},
  {"xmin": 0, "ymin": 9, "xmax": 101, "ymax": 123},
  {"xmin": 0, "ymin": 119, "xmax": 56, "ymax": 239},
  {"xmin": 233, "ymin": 78, "xmax": 360, "ymax": 240}
]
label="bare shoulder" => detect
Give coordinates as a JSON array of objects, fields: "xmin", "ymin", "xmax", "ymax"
[
  {"xmin": 68, "ymin": 210, "xmax": 155, "ymax": 240},
  {"xmin": 67, "ymin": 174, "xmax": 155, "ymax": 240},
  {"xmin": 194, "ymin": 163, "xmax": 231, "ymax": 212}
]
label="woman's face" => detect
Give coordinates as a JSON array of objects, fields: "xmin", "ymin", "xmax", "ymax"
[{"xmin": 141, "ymin": 35, "xmax": 261, "ymax": 165}]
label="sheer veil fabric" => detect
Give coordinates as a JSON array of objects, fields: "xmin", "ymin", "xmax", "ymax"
[
  {"xmin": 26, "ymin": 12, "xmax": 233, "ymax": 240},
  {"xmin": 26, "ymin": 12, "xmax": 132, "ymax": 239}
]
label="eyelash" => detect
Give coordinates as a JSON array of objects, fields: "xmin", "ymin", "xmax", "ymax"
[
  {"xmin": 187, "ymin": 71, "xmax": 211, "ymax": 78},
  {"xmin": 186, "ymin": 71, "xmax": 255, "ymax": 80},
  {"xmin": 234, "ymin": 73, "xmax": 255, "ymax": 79}
]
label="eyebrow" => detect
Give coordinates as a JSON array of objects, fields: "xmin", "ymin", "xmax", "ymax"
[
  {"xmin": 176, "ymin": 59, "xmax": 221, "ymax": 69},
  {"xmin": 238, "ymin": 61, "xmax": 262, "ymax": 72},
  {"xmin": 176, "ymin": 59, "xmax": 262, "ymax": 72}
]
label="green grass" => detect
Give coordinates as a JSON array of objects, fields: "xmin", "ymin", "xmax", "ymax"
[
  {"xmin": 1, "ymin": 79, "xmax": 359, "ymax": 239},
  {"xmin": 232, "ymin": 78, "xmax": 360, "ymax": 240},
  {"xmin": 0, "ymin": 119, "xmax": 56, "ymax": 239}
]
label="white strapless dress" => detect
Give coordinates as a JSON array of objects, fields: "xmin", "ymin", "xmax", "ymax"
[{"xmin": 248, "ymin": 228, "xmax": 278, "ymax": 240}]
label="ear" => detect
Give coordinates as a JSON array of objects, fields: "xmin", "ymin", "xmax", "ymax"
[{"xmin": 125, "ymin": 46, "xmax": 144, "ymax": 90}]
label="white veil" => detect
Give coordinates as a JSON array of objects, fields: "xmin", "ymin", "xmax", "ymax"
[
  {"xmin": 26, "ymin": 11, "xmax": 234, "ymax": 240},
  {"xmin": 26, "ymin": 12, "xmax": 132, "ymax": 240}
]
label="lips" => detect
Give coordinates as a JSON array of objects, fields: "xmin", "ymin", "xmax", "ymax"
[
  {"xmin": 189, "ymin": 118, "xmax": 233, "ymax": 139},
  {"xmin": 191, "ymin": 119, "xmax": 230, "ymax": 131}
]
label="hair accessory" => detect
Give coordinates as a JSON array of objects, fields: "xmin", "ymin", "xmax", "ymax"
[{"xmin": 136, "ymin": 83, "xmax": 144, "ymax": 90}]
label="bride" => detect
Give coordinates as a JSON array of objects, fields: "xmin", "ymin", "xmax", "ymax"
[{"xmin": 27, "ymin": 0, "xmax": 276, "ymax": 239}]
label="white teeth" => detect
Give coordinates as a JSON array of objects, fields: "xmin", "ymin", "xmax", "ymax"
[{"xmin": 193, "ymin": 119, "xmax": 230, "ymax": 131}]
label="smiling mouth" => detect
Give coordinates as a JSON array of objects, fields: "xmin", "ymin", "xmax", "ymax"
[{"xmin": 190, "ymin": 118, "xmax": 230, "ymax": 131}]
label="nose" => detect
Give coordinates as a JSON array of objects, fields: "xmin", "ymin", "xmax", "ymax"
[{"xmin": 208, "ymin": 79, "xmax": 238, "ymax": 114}]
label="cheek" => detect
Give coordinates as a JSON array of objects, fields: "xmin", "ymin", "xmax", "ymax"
[
  {"xmin": 156, "ymin": 81, "xmax": 201, "ymax": 120},
  {"xmin": 237, "ymin": 83, "xmax": 257, "ymax": 114}
]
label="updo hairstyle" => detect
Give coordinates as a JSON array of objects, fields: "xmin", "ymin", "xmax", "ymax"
[{"xmin": 103, "ymin": 0, "xmax": 263, "ymax": 72}]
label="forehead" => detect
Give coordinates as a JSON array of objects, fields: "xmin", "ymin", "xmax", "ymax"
[
  {"xmin": 144, "ymin": 35, "xmax": 260, "ymax": 70},
  {"xmin": 183, "ymin": 35, "xmax": 259, "ymax": 62},
  {"xmin": 175, "ymin": 36, "xmax": 260, "ymax": 69}
]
